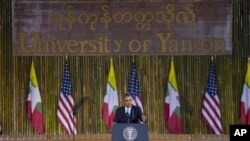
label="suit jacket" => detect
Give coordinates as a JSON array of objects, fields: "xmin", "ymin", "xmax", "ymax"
[{"xmin": 114, "ymin": 105, "xmax": 142, "ymax": 123}]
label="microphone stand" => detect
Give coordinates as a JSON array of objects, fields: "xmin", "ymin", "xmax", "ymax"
[
  {"xmin": 72, "ymin": 96, "xmax": 89, "ymax": 141},
  {"xmin": 189, "ymin": 106, "xmax": 194, "ymax": 141},
  {"xmin": 182, "ymin": 93, "xmax": 194, "ymax": 141}
]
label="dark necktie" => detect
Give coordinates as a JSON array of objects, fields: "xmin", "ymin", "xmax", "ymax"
[{"xmin": 126, "ymin": 109, "xmax": 130, "ymax": 123}]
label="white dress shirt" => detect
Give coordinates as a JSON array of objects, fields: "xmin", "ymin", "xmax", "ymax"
[{"xmin": 125, "ymin": 107, "xmax": 131, "ymax": 115}]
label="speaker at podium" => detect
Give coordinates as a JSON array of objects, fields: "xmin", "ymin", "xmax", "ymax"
[{"xmin": 112, "ymin": 123, "xmax": 148, "ymax": 141}]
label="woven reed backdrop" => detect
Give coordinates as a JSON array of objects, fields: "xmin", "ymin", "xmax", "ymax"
[{"xmin": 0, "ymin": 0, "xmax": 249, "ymax": 135}]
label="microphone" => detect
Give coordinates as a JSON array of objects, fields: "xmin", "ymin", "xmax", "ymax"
[{"xmin": 72, "ymin": 96, "xmax": 89, "ymax": 116}]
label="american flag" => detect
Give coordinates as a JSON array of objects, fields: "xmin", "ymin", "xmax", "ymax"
[
  {"xmin": 128, "ymin": 62, "xmax": 143, "ymax": 112},
  {"xmin": 201, "ymin": 61, "xmax": 222, "ymax": 135},
  {"xmin": 57, "ymin": 60, "xmax": 77, "ymax": 135}
]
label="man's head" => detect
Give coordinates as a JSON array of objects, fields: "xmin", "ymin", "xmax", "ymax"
[{"xmin": 123, "ymin": 94, "xmax": 133, "ymax": 108}]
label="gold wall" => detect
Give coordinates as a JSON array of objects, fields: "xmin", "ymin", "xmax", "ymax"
[{"xmin": 0, "ymin": 0, "xmax": 250, "ymax": 135}]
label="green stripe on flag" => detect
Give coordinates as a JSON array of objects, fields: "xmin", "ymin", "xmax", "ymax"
[
  {"xmin": 35, "ymin": 102, "xmax": 43, "ymax": 113},
  {"xmin": 174, "ymin": 107, "xmax": 181, "ymax": 118},
  {"xmin": 112, "ymin": 105, "xmax": 118, "ymax": 113}
]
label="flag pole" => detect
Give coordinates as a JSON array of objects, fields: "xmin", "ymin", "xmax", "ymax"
[
  {"xmin": 73, "ymin": 51, "xmax": 75, "ymax": 141},
  {"xmin": 70, "ymin": 53, "xmax": 74, "ymax": 141},
  {"xmin": 65, "ymin": 54, "xmax": 75, "ymax": 141}
]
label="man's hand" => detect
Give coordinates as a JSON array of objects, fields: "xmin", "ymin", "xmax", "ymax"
[
  {"xmin": 112, "ymin": 122, "xmax": 116, "ymax": 128},
  {"xmin": 141, "ymin": 114, "xmax": 146, "ymax": 122}
]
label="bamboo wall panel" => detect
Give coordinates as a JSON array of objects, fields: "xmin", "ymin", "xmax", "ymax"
[{"xmin": 0, "ymin": 0, "xmax": 250, "ymax": 135}]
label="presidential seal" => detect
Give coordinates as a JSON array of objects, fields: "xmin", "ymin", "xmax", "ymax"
[{"xmin": 123, "ymin": 126, "xmax": 138, "ymax": 141}]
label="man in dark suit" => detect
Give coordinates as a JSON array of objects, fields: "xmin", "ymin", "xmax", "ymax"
[{"xmin": 114, "ymin": 94, "xmax": 146, "ymax": 123}]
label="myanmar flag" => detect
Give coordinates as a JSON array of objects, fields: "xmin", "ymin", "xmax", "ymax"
[
  {"xmin": 240, "ymin": 59, "xmax": 250, "ymax": 124},
  {"xmin": 26, "ymin": 61, "xmax": 45, "ymax": 133},
  {"xmin": 164, "ymin": 59, "xmax": 182, "ymax": 133},
  {"xmin": 102, "ymin": 59, "xmax": 118, "ymax": 132}
]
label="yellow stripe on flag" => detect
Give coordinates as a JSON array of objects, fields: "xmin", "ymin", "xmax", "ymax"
[
  {"xmin": 245, "ymin": 59, "xmax": 250, "ymax": 87},
  {"xmin": 169, "ymin": 59, "xmax": 178, "ymax": 91},
  {"xmin": 108, "ymin": 59, "xmax": 117, "ymax": 90},
  {"xmin": 30, "ymin": 61, "xmax": 39, "ymax": 88}
]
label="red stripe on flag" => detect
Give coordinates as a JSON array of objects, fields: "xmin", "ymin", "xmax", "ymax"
[
  {"xmin": 26, "ymin": 101, "xmax": 32, "ymax": 120},
  {"xmin": 57, "ymin": 110, "xmax": 71, "ymax": 134},
  {"xmin": 164, "ymin": 103, "xmax": 170, "ymax": 123},
  {"xmin": 57, "ymin": 93, "xmax": 76, "ymax": 134},
  {"xmin": 164, "ymin": 103, "xmax": 182, "ymax": 133},
  {"xmin": 31, "ymin": 108, "xmax": 45, "ymax": 133},
  {"xmin": 60, "ymin": 96, "xmax": 77, "ymax": 128},
  {"xmin": 204, "ymin": 97, "xmax": 221, "ymax": 120},
  {"xmin": 202, "ymin": 104, "xmax": 222, "ymax": 133},
  {"xmin": 202, "ymin": 93, "xmax": 222, "ymax": 134},
  {"xmin": 211, "ymin": 96, "xmax": 220, "ymax": 110},
  {"xmin": 240, "ymin": 102, "xmax": 250, "ymax": 124}
]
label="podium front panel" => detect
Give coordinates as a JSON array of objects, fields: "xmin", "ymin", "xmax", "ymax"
[{"xmin": 112, "ymin": 124, "xmax": 148, "ymax": 141}]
